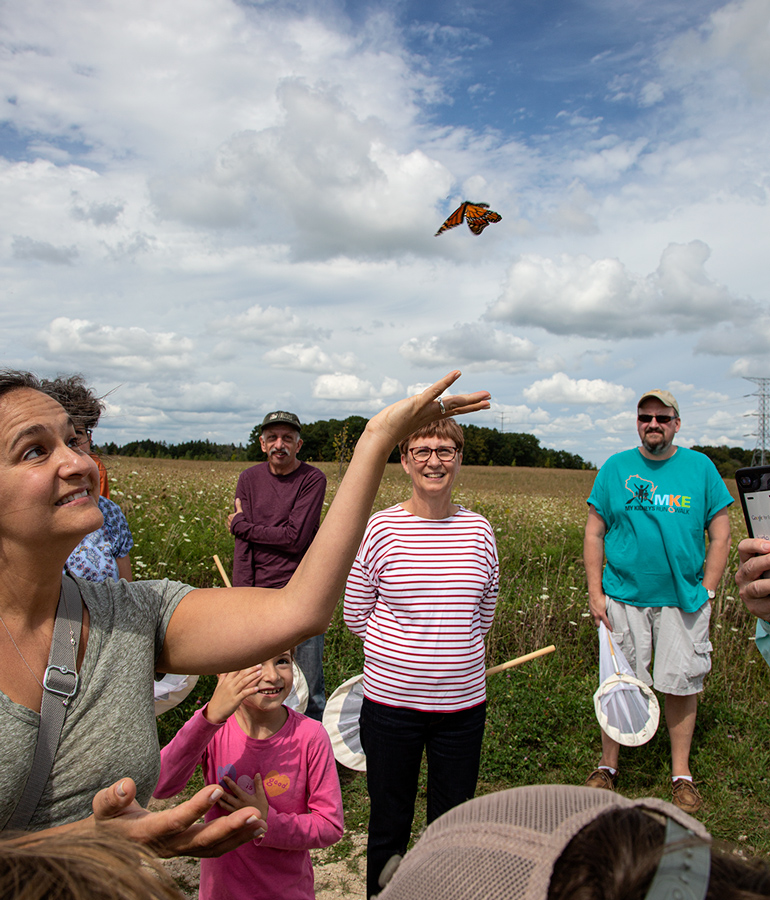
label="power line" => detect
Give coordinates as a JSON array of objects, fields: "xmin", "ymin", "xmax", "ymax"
[{"xmin": 744, "ymin": 377, "xmax": 770, "ymax": 466}]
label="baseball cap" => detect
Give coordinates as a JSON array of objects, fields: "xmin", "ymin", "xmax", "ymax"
[
  {"xmin": 260, "ymin": 411, "xmax": 301, "ymax": 433},
  {"xmin": 376, "ymin": 785, "xmax": 710, "ymax": 900},
  {"xmin": 638, "ymin": 390, "xmax": 680, "ymax": 416}
]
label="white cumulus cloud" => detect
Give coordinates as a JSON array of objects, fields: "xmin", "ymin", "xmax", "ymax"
[
  {"xmin": 212, "ymin": 304, "xmax": 328, "ymax": 343},
  {"xmin": 399, "ymin": 322, "xmax": 537, "ymax": 372},
  {"xmin": 523, "ymin": 373, "xmax": 635, "ymax": 406},
  {"xmin": 263, "ymin": 343, "xmax": 360, "ymax": 373},
  {"xmin": 488, "ymin": 240, "xmax": 753, "ymax": 339},
  {"xmin": 36, "ymin": 317, "xmax": 194, "ymax": 375},
  {"xmin": 312, "ymin": 373, "xmax": 402, "ymax": 401}
]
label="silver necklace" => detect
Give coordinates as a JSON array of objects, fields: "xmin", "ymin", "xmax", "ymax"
[{"xmin": 0, "ymin": 593, "xmax": 78, "ymax": 697}]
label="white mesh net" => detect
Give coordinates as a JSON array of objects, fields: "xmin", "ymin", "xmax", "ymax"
[{"xmin": 593, "ymin": 622, "xmax": 660, "ymax": 746}]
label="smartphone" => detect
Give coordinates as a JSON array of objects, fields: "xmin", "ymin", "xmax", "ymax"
[{"xmin": 736, "ymin": 466, "xmax": 770, "ymax": 540}]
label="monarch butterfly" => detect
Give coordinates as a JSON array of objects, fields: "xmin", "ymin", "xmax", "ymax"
[{"xmin": 434, "ymin": 201, "xmax": 502, "ymax": 236}]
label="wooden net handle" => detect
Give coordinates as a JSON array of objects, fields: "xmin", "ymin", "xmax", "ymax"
[
  {"xmin": 485, "ymin": 645, "xmax": 556, "ymax": 677},
  {"xmin": 213, "ymin": 555, "xmax": 232, "ymax": 588}
]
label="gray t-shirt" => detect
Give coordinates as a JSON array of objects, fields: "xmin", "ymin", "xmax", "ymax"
[{"xmin": 0, "ymin": 577, "xmax": 193, "ymax": 830}]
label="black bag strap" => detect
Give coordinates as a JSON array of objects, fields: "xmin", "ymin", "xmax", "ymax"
[{"xmin": 5, "ymin": 574, "xmax": 83, "ymax": 830}]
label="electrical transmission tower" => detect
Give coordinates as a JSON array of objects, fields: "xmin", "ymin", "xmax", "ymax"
[{"xmin": 745, "ymin": 377, "xmax": 770, "ymax": 466}]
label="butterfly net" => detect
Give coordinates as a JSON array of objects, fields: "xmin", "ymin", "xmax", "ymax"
[
  {"xmin": 286, "ymin": 661, "xmax": 308, "ymax": 714},
  {"xmin": 322, "ymin": 673, "xmax": 366, "ymax": 772},
  {"xmin": 154, "ymin": 673, "xmax": 199, "ymax": 716},
  {"xmin": 593, "ymin": 622, "xmax": 660, "ymax": 746}
]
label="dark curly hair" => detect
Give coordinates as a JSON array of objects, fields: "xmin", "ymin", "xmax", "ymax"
[
  {"xmin": 0, "ymin": 370, "xmax": 43, "ymax": 401},
  {"xmin": 39, "ymin": 374, "xmax": 105, "ymax": 431}
]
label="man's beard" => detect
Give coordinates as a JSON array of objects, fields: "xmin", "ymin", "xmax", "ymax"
[{"xmin": 642, "ymin": 433, "xmax": 671, "ymax": 456}]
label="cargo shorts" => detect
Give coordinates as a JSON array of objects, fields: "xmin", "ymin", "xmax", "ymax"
[{"xmin": 605, "ymin": 597, "xmax": 712, "ymax": 696}]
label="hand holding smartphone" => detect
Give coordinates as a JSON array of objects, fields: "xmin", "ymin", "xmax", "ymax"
[
  {"xmin": 736, "ymin": 466, "xmax": 770, "ymax": 541},
  {"xmin": 736, "ymin": 467, "xmax": 770, "ymax": 585}
]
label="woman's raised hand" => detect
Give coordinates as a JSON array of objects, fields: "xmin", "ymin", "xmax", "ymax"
[
  {"xmin": 91, "ymin": 777, "xmax": 266, "ymax": 858},
  {"xmin": 364, "ymin": 371, "xmax": 490, "ymax": 450}
]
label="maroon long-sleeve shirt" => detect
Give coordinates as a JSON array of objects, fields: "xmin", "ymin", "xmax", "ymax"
[{"xmin": 230, "ymin": 461, "xmax": 327, "ymax": 588}]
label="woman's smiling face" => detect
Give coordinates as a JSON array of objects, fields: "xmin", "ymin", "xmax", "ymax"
[
  {"xmin": 0, "ymin": 388, "xmax": 102, "ymax": 551},
  {"xmin": 401, "ymin": 433, "xmax": 462, "ymax": 499}
]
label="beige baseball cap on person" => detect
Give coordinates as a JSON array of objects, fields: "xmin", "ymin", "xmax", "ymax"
[
  {"xmin": 376, "ymin": 785, "xmax": 710, "ymax": 900},
  {"xmin": 638, "ymin": 390, "xmax": 680, "ymax": 416}
]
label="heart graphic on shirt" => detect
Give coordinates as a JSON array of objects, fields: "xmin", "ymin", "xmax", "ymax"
[
  {"xmin": 237, "ymin": 774, "xmax": 255, "ymax": 794},
  {"xmin": 262, "ymin": 770, "xmax": 290, "ymax": 797},
  {"xmin": 217, "ymin": 764, "xmax": 236, "ymax": 786}
]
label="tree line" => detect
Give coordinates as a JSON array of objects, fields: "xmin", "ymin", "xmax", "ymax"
[
  {"xmin": 102, "ymin": 418, "xmax": 594, "ymax": 469},
  {"xmin": 101, "ymin": 426, "xmax": 756, "ymax": 475},
  {"xmin": 690, "ymin": 445, "xmax": 753, "ymax": 478}
]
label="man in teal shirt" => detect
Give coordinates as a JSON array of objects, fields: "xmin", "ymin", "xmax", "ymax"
[{"xmin": 584, "ymin": 389, "xmax": 732, "ymax": 813}]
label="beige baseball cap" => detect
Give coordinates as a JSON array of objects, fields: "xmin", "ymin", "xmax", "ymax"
[{"xmin": 638, "ymin": 390, "xmax": 679, "ymax": 416}]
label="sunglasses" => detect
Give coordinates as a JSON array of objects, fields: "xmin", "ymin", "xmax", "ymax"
[{"xmin": 637, "ymin": 414, "xmax": 677, "ymax": 424}]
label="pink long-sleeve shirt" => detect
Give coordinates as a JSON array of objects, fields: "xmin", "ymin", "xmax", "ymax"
[{"xmin": 154, "ymin": 705, "xmax": 344, "ymax": 900}]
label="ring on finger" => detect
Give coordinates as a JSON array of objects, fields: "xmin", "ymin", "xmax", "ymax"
[{"xmin": 436, "ymin": 397, "xmax": 446, "ymax": 415}]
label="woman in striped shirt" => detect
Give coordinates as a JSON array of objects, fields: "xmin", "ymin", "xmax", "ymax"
[{"xmin": 344, "ymin": 417, "xmax": 499, "ymax": 899}]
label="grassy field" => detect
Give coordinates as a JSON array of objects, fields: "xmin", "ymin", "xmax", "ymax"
[{"xmin": 105, "ymin": 455, "xmax": 770, "ymax": 859}]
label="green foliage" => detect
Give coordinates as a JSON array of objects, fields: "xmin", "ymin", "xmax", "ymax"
[
  {"xmin": 332, "ymin": 423, "xmax": 353, "ymax": 479},
  {"xmin": 245, "ymin": 416, "xmax": 372, "ymax": 463},
  {"xmin": 107, "ymin": 458, "xmax": 770, "ymax": 858},
  {"xmin": 105, "ymin": 438, "xmax": 248, "ymax": 461},
  {"xmin": 112, "ymin": 420, "xmax": 592, "ymax": 469},
  {"xmin": 692, "ymin": 444, "xmax": 753, "ymax": 478}
]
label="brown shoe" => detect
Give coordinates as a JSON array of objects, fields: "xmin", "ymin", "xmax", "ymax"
[
  {"xmin": 584, "ymin": 768, "xmax": 617, "ymax": 790},
  {"xmin": 672, "ymin": 778, "xmax": 702, "ymax": 814}
]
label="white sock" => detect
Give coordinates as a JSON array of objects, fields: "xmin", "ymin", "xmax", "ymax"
[
  {"xmin": 672, "ymin": 775, "xmax": 693, "ymax": 782},
  {"xmin": 598, "ymin": 766, "xmax": 618, "ymax": 776}
]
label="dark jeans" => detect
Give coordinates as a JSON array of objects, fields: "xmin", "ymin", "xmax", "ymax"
[
  {"xmin": 294, "ymin": 633, "xmax": 326, "ymax": 721},
  {"xmin": 360, "ymin": 697, "xmax": 486, "ymax": 898}
]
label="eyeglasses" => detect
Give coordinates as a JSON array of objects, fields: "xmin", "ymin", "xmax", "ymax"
[
  {"xmin": 408, "ymin": 446, "xmax": 458, "ymax": 462},
  {"xmin": 637, "ymin": 414, "xmax": 677, "ymax": 424},
  {"xmin": 75, "ymin": 430, "xmax": 93, "ymax": 447}
]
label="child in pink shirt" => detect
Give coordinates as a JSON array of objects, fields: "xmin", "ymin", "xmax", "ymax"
[{"xmin": 154, "ymin": 652, "xmax": 344, "ymax": 900}]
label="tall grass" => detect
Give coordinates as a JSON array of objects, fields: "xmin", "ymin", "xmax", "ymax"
[{"xmin": 103, "ymin": 456, "xmax": 770, "ymax": 858}]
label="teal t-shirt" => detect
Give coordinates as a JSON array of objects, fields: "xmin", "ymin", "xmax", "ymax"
[{"xmin": 587, "ymin": 447, "xmax": 733, "ymax": 612}]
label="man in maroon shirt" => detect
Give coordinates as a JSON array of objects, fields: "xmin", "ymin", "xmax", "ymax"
[{"xmin": 228, "ymin": 411, "xmax": 327, "ymax": 719}]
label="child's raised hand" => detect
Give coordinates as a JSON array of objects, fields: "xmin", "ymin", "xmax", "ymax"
[
  {"xmin": 218, "ymin": 774, "xmax": 269, "ymax": 822},
  {"xmin": 204, "ymin": 667, "xmax": 262, "ymax": 724}
]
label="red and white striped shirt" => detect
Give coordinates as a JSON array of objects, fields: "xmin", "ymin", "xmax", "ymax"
[{"xmin": 344, "ymin": 505, "xmax": 499, "ymax": 712}]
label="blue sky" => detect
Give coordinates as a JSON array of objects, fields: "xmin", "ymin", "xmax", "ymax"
[{"xmin": 2, "ymin": 0, "xmax": 769, "ymax": 465}]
